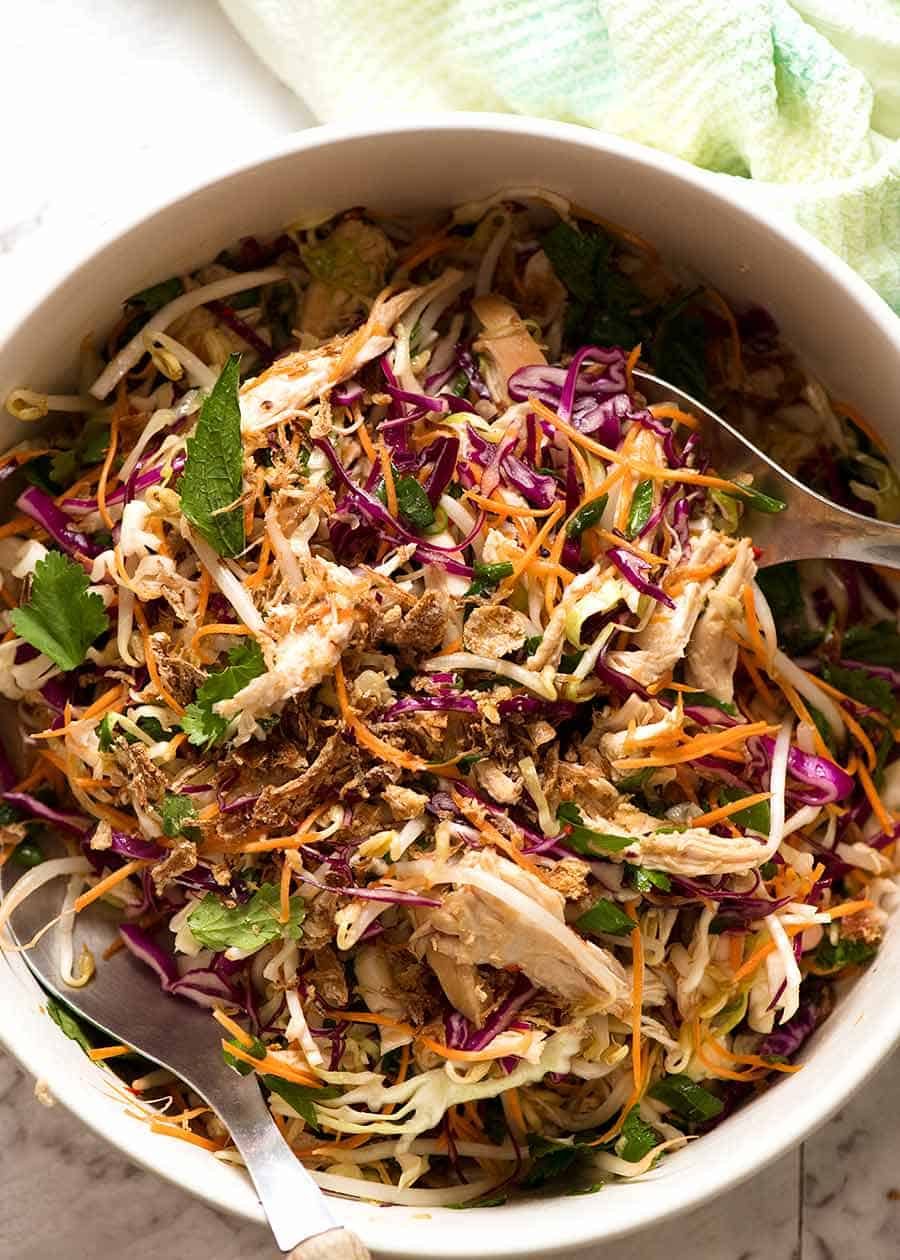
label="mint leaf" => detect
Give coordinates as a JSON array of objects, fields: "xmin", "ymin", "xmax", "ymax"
[
  {"xmin": 821, "ymin": 662, "xmax": 898, "ymax": 720},
  {"xmin": 542, "ymin": 223, "xmax": 648, "ymax": 348},
  {"xmin": 263, "ymin": 1075, "xmax": 340, "ymax": 1128},
  {"xmin": 576, "ymin": 898, "xmax": 634, "ymax": 937},
  {"xmin": 842, "ymin": 621, "xmax": 900, "ymax": 667},
  {"xmin": 815, "ymin": 936, "xmax": 877, "ymax": 972},
  {"xmin": 557, "ymin": 802, "xmax": 632, "ymax": 855},
  {"xmin": 395, "ymin": 475, "xmax": 435, "ymax": 530},
  {"xmin": 626, "ymin": 863, "xmax": 671, "ymax": 893},
  {"xmin": 10, "ymin": 550, "xmax": 109, "ymax": 671},
  {"xmin": 159, "ymin": 792, "xmax": 198, "ymax": 838},
  {"xmin": 181, "ymin": 639, "xmax": 266, "ymax": 748},
  {"xmin": 187, "ymin": 883, "xmax": 304, "ymax": 951},
  {"xmin": 626, "ymin": 480, "xmax": 654, "ymax": 539},
  {"xmin": 653, "ymin": 304, "xmax": 707, "ymax": 402},
  {"xmin": 521, "ymin": 1135, "xmax": 581, "ymax": 1189},
  {"xmin": 648, "ymin": 1074, "xmax": 723, "ymax": 1123},
  {"xmin": 46, "ymin": 995, "xmax": 93, "ymax": 1055},
  {"xmin": 179, "ymin": 354, "xmax": 245, "ymax": 557}
]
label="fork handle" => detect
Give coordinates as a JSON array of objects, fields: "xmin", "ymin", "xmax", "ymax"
[{"xmin": 286, "ymin": 1228, "xmax": 371, "ymax": 1259}]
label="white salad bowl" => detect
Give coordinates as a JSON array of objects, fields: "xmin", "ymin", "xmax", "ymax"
[{"xmin": 0, "ymin": 115, "xmax": 898, "ymax": 1260}]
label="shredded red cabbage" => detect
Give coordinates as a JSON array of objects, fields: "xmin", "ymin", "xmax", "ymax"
[{"xmin": 606, "ymin": 546, "xmax": 675, "ymax": 609}]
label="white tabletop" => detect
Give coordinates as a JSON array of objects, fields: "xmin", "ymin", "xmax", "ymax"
[{"xmin": 1, "ymin": 3, "xmax": 899, "ymax": 1257}]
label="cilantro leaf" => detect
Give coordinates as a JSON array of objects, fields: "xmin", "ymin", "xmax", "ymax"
[
  {"xmin": 263, "ymin": 1075, "xmax": 340, "ymax": 1128},
  {"xmin": 50, "ymin": 416, "xmax": 110, "ymax": 487},
  {"xmin": 821, "ymin": 663, "xmax": 898, "ymax": 720},
  {"xmin": 46, "ymin": 995, "xmax": 93, "ymax": 1055},
  {"xmin": 159, "ymin": 792, "xmax": 199, "ymax": 838},
  {"xmin": 576, "ymin": 898, "xmax": 634, "ymax": 937},
  {"xmin": 617, "ymin": 1106, "xmax": 660, "ymax": 1163},
  {"xmin": 625, "ymin": 480, "xmax": 654, "ymax": 539},
  {"xmin": 648, "ymin": 1074, "xmax": 723, "ymax": 1123},
  {"xmin": 726, "ymin": 482, "xmax": 786, "ymax": 513},
  {"xmin": 187, "ymin": 883, "xmax": 304, "ymax": 951},
  {"xmin": 557, "ymin": 802, "xmax": 632, "ymax": 855},
  {"xmin": 10, "ymin": 550, "xmax": 109, "ymax": 671},
  {"xmin": 394, "ymin": 476, "xmax": 435, "ymax": 531},
  {"xmin": 179, "ymin": 354, "xmax": 245, "ymax": 557},
  {"xmin": 181, "ymin": 639, "xmax": 266, "ymax": 749},
  {"xmin": 842, "ymin": 621, "xmax": 900, "ymax": 667}
]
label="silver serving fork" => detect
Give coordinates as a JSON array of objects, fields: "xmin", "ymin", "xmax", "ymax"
[
  {"xmin": 0, "ymin": 864, "xmax": 370, "ymax": 1260},
  {"xmin": 634, "ymin": 370, "xmax": 900, "ymax": 570}
]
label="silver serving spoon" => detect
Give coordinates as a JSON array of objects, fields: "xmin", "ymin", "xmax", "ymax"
[
  {"xmin": 0, "ymin": 861, "xmax": 370, "ymax": 1260},
  {"xmin": 634, "ymin": 370, "xmax": 900, "ymax": 570}
]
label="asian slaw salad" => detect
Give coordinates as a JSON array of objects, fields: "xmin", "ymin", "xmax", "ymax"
[{"xmin": 0, "ymin": 189, "xmax": 898, "ymax": 1205}]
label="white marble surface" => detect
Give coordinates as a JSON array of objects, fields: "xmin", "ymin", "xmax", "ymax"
[{"xmin": 1, "ymin": 2, "xmax": 900, "ymax": 1258}]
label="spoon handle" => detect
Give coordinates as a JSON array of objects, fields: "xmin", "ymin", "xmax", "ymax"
[{"xmin": 286, "ymin": 1229, "xmax": 372, "ymax": 1259}]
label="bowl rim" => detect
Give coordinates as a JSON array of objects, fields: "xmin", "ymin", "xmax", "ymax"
[{"xmin": 1, "ymin": 111, "xmax": 899, "ymax": 1259}]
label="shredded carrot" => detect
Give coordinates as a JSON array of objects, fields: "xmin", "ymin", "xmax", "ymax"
[
  {"xmin": 96, "ymin": 405, "xmax": 121, "ymax": 530},
  {"xmin": 278, "ymin": 859, "xmax": 292, "ymax": 925},
  {"xmin": 742, "ymin": 584, "xmax": 770, "ymax": 667},
  {"xmin": 615, "ymin": 720, "xmax": 776, "ymax": 769},
  {"xmin": 419, "ymin": 1033, "xmax": 535, "ymax": 1063},
  {"xmin": 627, "ymin": 902, "xmax": 643, "ymax": 1090},
  {"xmin": 689, "ymin": 791, "xmax": 773, "ymax": 830},
  {"xmin": 244, "ymin": 535, "xmax": 272, "ymax": 590},
  {"xmin": 502, "ymin": 1087, "xmax": 527, "ymax": 1141},
  {"xmin": 497, "ymin": 501, "xmax": 564, "ymax": 591},
  {"xmin": 858, "ymin": 763, "xmax": 894, "ymax": 833},
  {"xmin": 625, "ymin": 343, "xmax": 641, "ymax": 394},
  {"xmin": 10, "ymin": 763, "xmax": 49, "ymax": 794},
  {"xmin": 731, "ymin": 924, "xmax": 804, "ymax": 983},
  {"xmin": 149, "ymin": 1121, "xmax": 224, "ymax": 1152},
  {"xmin": 647, "ymin": 402, "xmax": 699, "ymax": 431},
  {"xmin": 212, "ymin": 1007, "xmax": 254, "ymax": 1047},
  {"xmin": 462, "ymin": 488, "xmax": 557, "ymax": 519},
  {"xmin": 729, "ymin": 932, "xmax": 745, "ymax": 973},
  {"xmin": 190, "ymin": 622, "xmax": 253, "ymax": 654},
  {"xmin": 334, "ymin": 659, "xmax": 427, "ymax": 772},
  {"xmin": 31, "ymin": 684, "xmax": 125, "ymax": 740},
  {"xmin": 378, "ymin": 442, "xmax": 399, "ymax": 519},
  {"xmin": 220, "ymin": 1040, "xmax": 322, "ymax": 1086},
  {"xmin": 397, "ymin": 232, "xmax": 454, "ymax": 273},
  {"xmin": 450, "ymin": 791, "xmax": 541, "ymax": 876},
  {"xmin": 132, "ymin": 602, "xmax": 186, "ymax": 715},
  {"xmin": 74, "ymin": 859, "xmax": 151, "ymax": 913},
  {"xmin": 826, "ymin": 898, "xmax": 875, "ymax": 921},
  {"xmin": 88, "ymin": 1045, "xmax": 131, "ymax": 1062},
  {"xmin": 830, "ymin": 396, "xmax": 887, "ymax": 454},
  {"xmin": 778, "ymin": 678, "xmax": 832, "ymax": 760},
  {"xmin": 0, "ymin": 514, "xmax": 38, "ymax": 540},
  {"xmin": 195, "ymin": 565, "xmax": 211, "ymax": 625},
  {"xmin": 740, "ymin": 650, "xmax": 777, "ymax": 709}
]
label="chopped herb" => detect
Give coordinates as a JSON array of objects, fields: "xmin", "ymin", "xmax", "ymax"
[
  {"xmin": 617, "ymin": 767, "xmax": 655, "ymax": 794},
  {"xmin": 395, "ymin": 475, "xmax": 435, "ymax": 531},
  {"xmin": 181, "ymin": 639, "xmax": 266, "ymax": 749},
  {"xmin": 466, "ymin": 561, "xmax": 514, "ymax": 597},
  {"xmin": 12, "ymin": 840, "xmax": 45, "ymax": 868},
  {"xmin": 617, "ymin": 1106, "xmax": 660, "ymax": 1162},
  {"xmin": 159, "ymin": 792, "xmax": 199, "ymax": 839},
  {"xmin": 566, "ymin": 495, "xmax": 608, "ymax": 538},
  {"xmin": 542, "ymin": 223, "xmax": 649, "ymax": 348},
  {"xmin": 577, "ymin": 898, "xmax": 634, "ymax": 937},
  {"xmin": 720, "ymin": 786, "xmax": 770, "ymax": 834},
  {"xmin": 726, "ymin": 482, "xmax": 786, "ymax": 514},
  {"xmin": 97, "ymin": 713, "xmax": 116, "ymax": 752},
  {"xmin": 223, "ymin": 1033, "xmax": 267, "ymax": 1076},
  {"xmin": 653, "ymin": 303, "xmax": 707, "ymax": 402},
  {"xmin": 649, "ymin": 1074, "xmax": 723, "ymax": 1123},
  {"xmin": 0, "ymin": 800, "xmax": 23, "ymax": 827},
  {"xmin": 557, "ymin": 802, "xmax": 632, "ymax": 855},
  {"xmin": 626, "ymin": 863, "xmax": 672, "ymax": 893},
  {"xmin": 815, "ymin": 937, "xmax": 877, "ymax": 971},
  {"xmin": 128, "ymin": 276, "xmax": 184, "ymax": 310},
  {"xmin": 760, "ymin": 860, "xmax": 778, "ymax": 880},
  {"xmin": 46, "ymin": 995, "xmax": 93, "ymax": 1055},
  {"xmin": 187, "ymin": 882, "xmax": 305, "ymax": 952},
  {"xmin": 449, "ymin": 370, "xmax": 470, "ymax": 397},
  {"xmin": 22, "ymin": 455, "xmax": 64, "ymax": 495},
  {"xmin": 755, "ymin": 564, "xmax": 822, "ymax": 656},
  {"xmin": 50, "ymin": 416, "xmax": 110, "ymax": 486},
  {"xmin": 10, "ymin": 550, "xmax": 109, "ymax": 672},
  {"xmin": 448, "ymin": 1196, "xmax": 509, "ymax": 1210},
  {"xmin": 680, "ymin": 690, "xmax": 738, "ymax": 717},
  {"xmin": 179, "ymin": 354, "xmax": 246, "ymax": 557},
  {"xmin": 262, "ymin": 1075, "xmax": 340, "ymax": 1129},
  {"xmin": 626, "ymin": 480, "xmax": 654, "ymax": 539},
  {"xmin": 521, "ymin": 1134, "xmax": 582, "ymax": 1188}
]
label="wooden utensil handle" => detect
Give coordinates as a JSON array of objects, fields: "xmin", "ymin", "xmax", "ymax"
[{"xmin": 286, "ymin": 1227, "xmax": 371, "ymax": 1259}]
